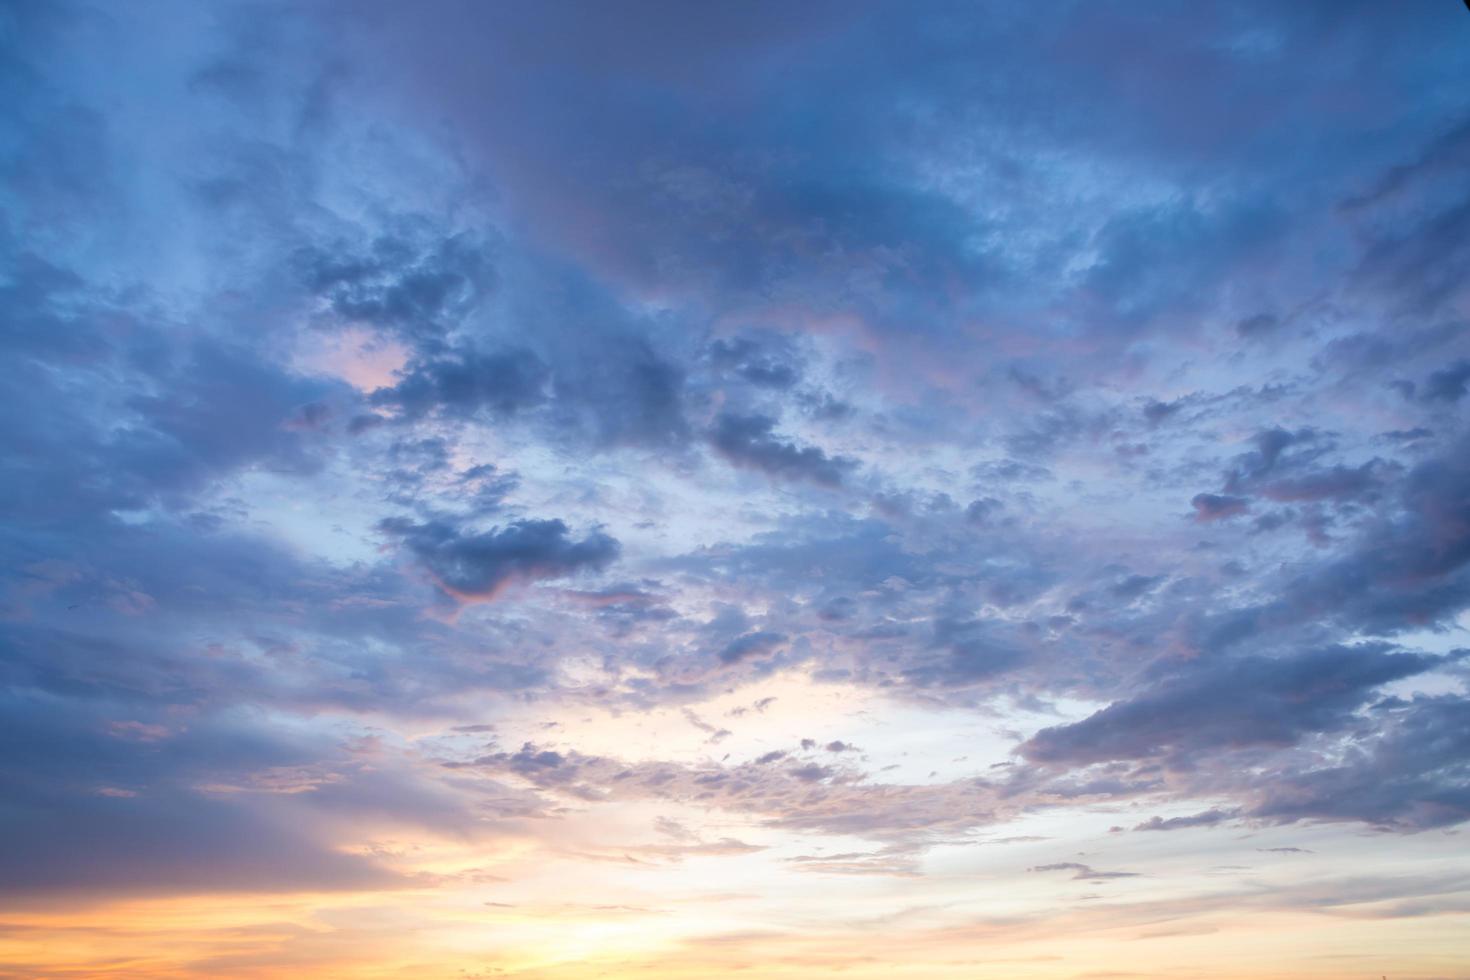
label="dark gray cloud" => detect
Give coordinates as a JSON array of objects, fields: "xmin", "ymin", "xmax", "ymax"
[
  {"xmin": 710, "ymin": 412, "xmax": 856, "ymax": 487},
  {"xmin": 0, "ymin": 691, "xmax": 486, "ymax": 901},
  {"xmin": 1191, "ymin": 493, "xmax": 1250, "ymax": 522},
  {"xmin": 718, "ymin": 630, "xmax": 788, "ymax": 665},
  {"xmin": 1255, "ymin": 437, "xmax": 1470, "ymax": 635},
  {"xmin": 965, "ymin": 497, "xmax": 1002, "ymax": 525},
  {"xmin": 1255, "ymin": 461, "xmax": 1392, "ymax": 504},
  {"xmin": 1250, "ymin": 693, "xmax": 1470, "ymax": 831},
  {"xmin": 1082, "ymin": 197, "xmax": 1284, "ymax": 327},
  {"xmin": 296, "ymin": 225, "xmax": 494, "ymax": 346},
  {"xmin": 1344, "ymin": 117, "xmax": 1470, "ymax": 316},
  {"xmin": 903, "ymin": 618, "xmax": 1031, "ymax": 689},
  {"xmin": 380, "ymin": 517, "xmax": 620, "ymax": 601},
  {"xmin": 1023, "ymin": 646, "xmax": 1435, "ymax": 768},
  {"xmin": 373, "ymin": 347, "xmax": 549, "ymax": 419},
  {"xmin": 1133, "ymin": 809, "xmax": 1238, "ymax": 832},
  {"xmin": 1, "ymin": 311, "xmax": 344, "ymax": 525},
  {"xmin": 708, "ymin": 335, "xmax": 802, "ymax": 390},
  {"xmin": 1418, "ymin": 360, "xmax": 1470, "ymax": 404}
]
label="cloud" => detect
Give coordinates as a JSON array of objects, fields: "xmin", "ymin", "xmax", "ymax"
[
  {"xmin": 708, "ymin": 335, "xmax": 802, "ymax": 390},
  {"xmin": 6, "ymin": 0, "xmax": 1470, "ymax": 964},
  {"xmin": 1191, "ymin": 493, "xmax": 1250, "ymax": 522},
  {"xmin": 902, "ymin": 618, "xmax": 1032, "ymax": 688},
  {"xmin": 1342, "ymin": 115, "xmax": 1470, "ymax": 315},
  {"xmin": 1247, "ymin": 437, "xmax": 1470, "ymax": 635},
  {"xmin": 1030, "ymin": 862, "xmax": 1140, "ymax": 881},
  {"xmin": 1022, "ymin": 646, "xmax": 1435, "ymax": 767},
  {"xmin": 1255, "ymin": 461, "xmax": 1392, "ymax": 504},
  {"xmin": 553, "ymin": 335, "xmax": 692, "ymax": 450},
  {"xmin": 709, "ymin": 412, "xmax": 857, "ymax": 487},
  {"xmin": 372, "ymin": 347, "xmax": 549, "ymax": 419},
  {"xmin": 718, "ymin": 630, "xmax": 788, "ymax": 665},
  {"xmin": 295, "ymin": 225, "xmax": 494, "ymax": 345},
  {"xmin": 1081, "ymin": 197, "xmax": 1284, "ymax": 327},
  {"xmin": 1249, "ymin": 694, "xmax": 1470, "ymax": 830},
  {"xmin": 379, "ymin": 517, "xmax": 620, "ymax": 602},
  {"xmin": 0, "ymin": 693, "xmax": 484, "ymax": 901},
  {"xmin": 1133, "ymin": 808, "xmax": 1239, "ymax": 832},
  {"xmin": 785, "ymin": 842, "xmax": 928, "ymax": 878},
  {"xmin": 1419, "ymin": 360, "xmax": 1470, "ymax": 404},
  {"xmin": 449, "ymin": 742, "xmax": 1016, "ymax": 841}
]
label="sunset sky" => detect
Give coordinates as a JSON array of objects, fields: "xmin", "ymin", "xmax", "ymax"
[{"xmin": 3, "ymin": 2, "xmax": 1470, "ymax": 977}]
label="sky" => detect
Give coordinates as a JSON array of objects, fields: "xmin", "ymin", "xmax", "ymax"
[{"xmin": 2, "ymin": 1, "xmax": 1470, "ymax": 977}]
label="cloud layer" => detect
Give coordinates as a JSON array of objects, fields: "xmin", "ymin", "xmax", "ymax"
[{"xmin": 3, "ymin": 1, "xmax": 1469, "ymax": 977}]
